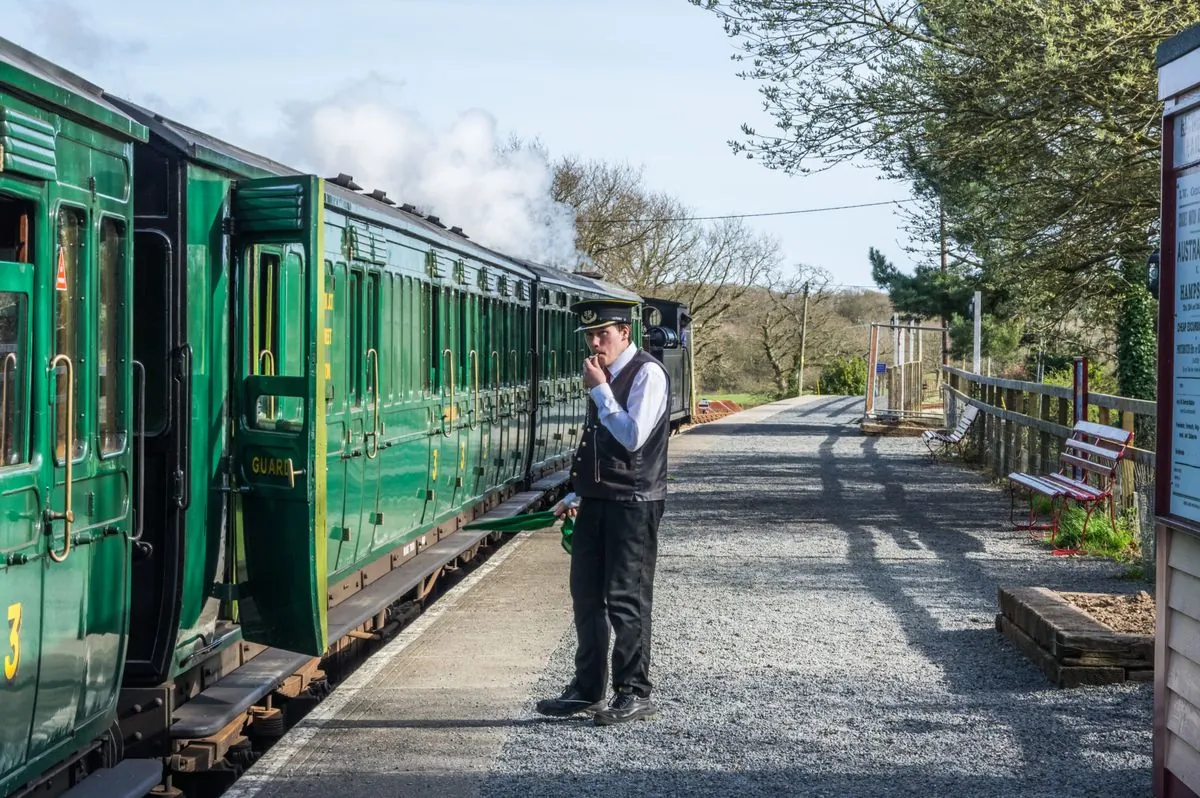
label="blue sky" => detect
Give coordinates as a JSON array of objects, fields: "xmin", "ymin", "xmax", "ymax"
[{"xmin": 9, "ymin": 0, "xmax": 917, "ymax": 286}]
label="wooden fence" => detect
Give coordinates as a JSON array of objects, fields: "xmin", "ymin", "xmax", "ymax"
[{"xmin": 942, "ymin": 367, "xmax": 1156, "ymax": 512}]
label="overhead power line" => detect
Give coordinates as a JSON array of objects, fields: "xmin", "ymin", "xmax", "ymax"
[{"xmin": 580, "ymin": 198, "xmax": 917, "ymax": 225}]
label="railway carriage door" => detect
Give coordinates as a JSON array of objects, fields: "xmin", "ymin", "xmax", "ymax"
[
  {"xmin": 0, "ymin": 192, "xmax": 40, "ymax": 779},
  {"xmin": 230, "ymin": 176, "xmax": 328, "ymax": 656}
]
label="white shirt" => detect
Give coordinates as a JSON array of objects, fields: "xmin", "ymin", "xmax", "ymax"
[{"xmin": 560, "ymin": 344, "xmax": 668, "ymax": 510}]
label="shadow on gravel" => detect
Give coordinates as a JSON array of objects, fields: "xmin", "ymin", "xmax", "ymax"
[
  {"xmin": 683, "ymin": 421, "xmax": 862, "ymax": 437},
  {"xmin": 265, "ymin": 765, "xmax": 1112, "ymax": 798},
  {"xmin": 663, "ymin": 398, "xmax": 1149, "ymax": 791}
]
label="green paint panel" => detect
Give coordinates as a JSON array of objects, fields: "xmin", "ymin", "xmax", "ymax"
[
  {"xmin": 0, "ymin": 106, "xmax": 55, "ymax": 180},
  {"xmin": 234, "ymin": 182, "xmax": 305, "ymax": 233}
]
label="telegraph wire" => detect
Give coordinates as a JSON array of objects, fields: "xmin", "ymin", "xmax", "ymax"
[{"xmin": 579, "ymin": 198, "xmax": 917, "ymax": 225}]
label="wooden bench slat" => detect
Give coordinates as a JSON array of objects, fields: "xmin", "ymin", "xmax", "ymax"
[
  {"xmin": 1064, "ymin": 438, "xmax": 1125, "ymax": 460},
  {"xmin": 1044, "ymin": 474, "xmax": 1107, "ymax": 500},
  {"xmin": 1072, "ymin": 419, "xmax": 1133, "ymax": 446},
  {"xmin": 1009, "ymin": 473, "xmax": 1067, "ymax": 496},
  {"xmin": 1059, "ymin": 452, "xmax": 1119, "ymax": 477}
]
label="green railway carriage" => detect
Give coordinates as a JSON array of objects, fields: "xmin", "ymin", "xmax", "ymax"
[
  {"xmin": 0, "ymin": 41, "xmax": 150, "ymax": 797},
  {"xmin": 0, "ymin": 36, "xmax": 686, "ymax": 798},
  {"xmin": 97, "ymin": 98, "xmax": 635, "ymax": 793},
  {"xmin": 519, "ymin": 261, "xmax": 641, "ymax": 484},
  {"xmin": 316, "ymin": 181, "xmax": 542, "ymax": 619}
]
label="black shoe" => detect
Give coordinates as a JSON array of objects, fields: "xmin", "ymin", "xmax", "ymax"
[
  {"xmin": 535, "ymin": 685, "xmax": 606, "ymax": 718},
  {"xmin": 593, "ymin": 692, "xmax": 657, "ymax": 726}
]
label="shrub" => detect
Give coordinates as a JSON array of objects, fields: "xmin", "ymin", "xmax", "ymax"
[{"xmin": 819, "ymin": 356, "xmax": 868, "ymax": 396}]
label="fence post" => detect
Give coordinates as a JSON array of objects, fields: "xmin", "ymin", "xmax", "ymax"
[
  {"xmin": 865, "ymin": 325, "xmax": 878, "ymax": 417},
  {"xmin": 1001, "ymin": 388, "xmax": 1013, "ymax": 477},
  {"xmin": 989, "ymin": 383, "xmax": 1002, "ymax": 477},
  {"xmin": 973, "ymin": 376, "xmax": 986, "ymax": 455},
  {"xmin": 1072, "ymin": 356, "xmax": 1089, "ymax": 424},
  {"xmin": 1121, "ymin": 410, "xmax": 1136, "ymax": 511},
  {"xmin": 1056, "ymin": 397, "xmax": 1069, "ymax": 463},
  {"xmin": 1022, "ymin": 391, "xmax": 1034, "ymax": 473},
  {"xmin": 1038, "ymin": 393, "xmax": 1052, "ymax": 475}
]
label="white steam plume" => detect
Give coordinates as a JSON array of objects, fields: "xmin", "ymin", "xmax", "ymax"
[{"xmin": 276, "ymin": 77, "xmax": 580, "ymax": 268}]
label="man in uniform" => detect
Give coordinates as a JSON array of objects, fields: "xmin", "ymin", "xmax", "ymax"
[{"xmin": 535, "ymin": 296, "xmax": 670, "ymax": 726}]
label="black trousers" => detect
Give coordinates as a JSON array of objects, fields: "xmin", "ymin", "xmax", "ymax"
[{"xmin": 569, "ymin": 497, "xmax": 663, "ymax": 700}]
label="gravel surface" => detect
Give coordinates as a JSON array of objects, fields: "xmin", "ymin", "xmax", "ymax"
[{"xmin": 483, "ymin": 396, "xmax": 1152, "ymax": 797}]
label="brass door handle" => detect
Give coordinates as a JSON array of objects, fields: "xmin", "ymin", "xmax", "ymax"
[
  {"xmin": 47, "ymin": 353, "xmax": 75, "ymax": 563},
  {"xmin": 287, "ymin": 458, "xmax": 306, "ymax": 489}
]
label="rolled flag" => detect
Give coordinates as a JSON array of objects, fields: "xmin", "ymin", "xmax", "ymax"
[
  {"xmin": 463, "ymin": 510, "xmax": 574, "ymax": 555},
  {"xmin": 462, "ymin": 510, "xmax": 560, "ymax": 532}
]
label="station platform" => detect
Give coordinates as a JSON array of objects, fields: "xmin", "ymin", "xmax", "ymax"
[{"xmin": 226, "ymin": 396, "xmax": 1152, "ymax": 798}]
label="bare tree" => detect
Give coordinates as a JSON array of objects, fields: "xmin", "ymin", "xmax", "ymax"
[{"xmin": 553, "ymin": 156, "xmax": 781, "ymax": 362}]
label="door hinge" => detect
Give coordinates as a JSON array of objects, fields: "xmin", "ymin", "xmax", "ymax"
[
  {"xmin": 221, "ymin": 216, "xmax": 236, "ymax": 235},
  {"xmin": 171, "ymin": 469, "xmax": 185, "ymax": 505},
  {"xmin": 209, "ymin": 581, "xmax": 249, "ymax": 601},
  {"xmin": 215, "ymin": 456, "xmax": 249, "ymax": 494}
]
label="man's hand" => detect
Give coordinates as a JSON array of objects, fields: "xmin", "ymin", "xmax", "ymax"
[
  {"xmin": 582, "ymin": 355, "xmax": 606, "ymax": 389},
  {"xmin": 553, "ymin": 493, "xmax": 580, "ymax": 519}
]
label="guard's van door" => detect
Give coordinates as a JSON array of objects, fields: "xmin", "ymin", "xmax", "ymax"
[{"xmin": 231, "ymin": 176, "xmax": 328, "ymax": 656}]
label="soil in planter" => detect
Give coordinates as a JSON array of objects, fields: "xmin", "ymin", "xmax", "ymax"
[{"xmin": 1058, "ymin": 590, "xmax": 1155, "ymax": 636}]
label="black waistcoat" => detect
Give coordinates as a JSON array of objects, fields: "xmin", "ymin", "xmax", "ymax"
[{"xmin": 572, "ymin": 349, "xmax": 669, "ymax": 502}]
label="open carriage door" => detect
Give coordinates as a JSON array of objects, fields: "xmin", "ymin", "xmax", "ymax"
[{"xmin": 230, "ymin": 176, "xmax": 327, "ymax": 655}]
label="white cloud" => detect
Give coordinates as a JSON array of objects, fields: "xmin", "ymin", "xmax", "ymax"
[{"xmin": 275, "ymin": 75, "xmax": 581, "ymax": 268}]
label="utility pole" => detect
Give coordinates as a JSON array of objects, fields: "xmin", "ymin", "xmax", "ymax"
[
  {"xmin": 972, "ymin": 290, "xmax": 982, "ymax": 374},
  {"xmin": 797, "ymin": 281, "xmax": 810, "ymax": 397},
  {"xmin": 940, "ymin": 196, "xmax": 950, "ymax": 365}
]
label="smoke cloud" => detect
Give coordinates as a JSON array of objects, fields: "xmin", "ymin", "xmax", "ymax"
[
  {"xmin": 276, "ymin": 76, "xmax": 581, "ymax": 269},
  {"xmin": 16, "ymin": 0, "xmax": 145, "ymax": 69}
]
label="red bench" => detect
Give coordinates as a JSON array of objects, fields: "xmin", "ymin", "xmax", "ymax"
[{"xmin": 1007, "ymin": 420, "xmax": 1133, "ymax": 555}]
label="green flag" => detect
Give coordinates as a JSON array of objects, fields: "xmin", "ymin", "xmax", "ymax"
[
  {"xmin": 462, "ymin": 510, "xmax": 560, "ymax": 532},
  {"xmin": 463, "ymin": 510, "xmax": 575, "ymax": 555}
]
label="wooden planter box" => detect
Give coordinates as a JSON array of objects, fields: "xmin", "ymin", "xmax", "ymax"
[{"xmin": 996, "ymin": 586, "xmax": 1154, "ymax": 687}]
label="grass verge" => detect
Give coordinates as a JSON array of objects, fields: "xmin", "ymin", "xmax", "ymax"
[
  {"xmin": 702, "ymin": 392, "xmax": 775, "ymax": 409},
  {"xmin": 1029, "ymin": 495, "xmax": 1140, "ymax": 561}
]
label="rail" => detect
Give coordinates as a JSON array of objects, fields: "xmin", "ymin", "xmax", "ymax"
[{"xmin": 941, "ymin": 366, "xmax": 1155, "ymax": 514}]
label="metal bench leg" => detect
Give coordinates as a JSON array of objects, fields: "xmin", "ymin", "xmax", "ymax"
[{"xmin": 1054, "ymin": 499, "xmax": 1090, "ymax": 557}]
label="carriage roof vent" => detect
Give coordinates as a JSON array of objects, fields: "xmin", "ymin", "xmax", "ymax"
[
  {"xmin": 426, "ymin": 215, "xmax": 447, "ymax": 228},
  {"xmin": 449, "ymin": 226, "xmax": 469, "ymax": 239},
  {"xmin": 367, "ymin": 189, "xmax": 395, "ymax": 205},
  {"xmin": 400, "ymin": 203, "xmax": 419, "ymax": 214},
  {"xmin": 573, "ymin": 268, "xmax": 602, "ymax": 279},
  {"xmin": 328, "ymin": 173, "xmax": 362, "ymax": 190}
]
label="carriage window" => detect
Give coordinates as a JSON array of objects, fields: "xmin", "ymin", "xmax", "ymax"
[
  {"xmin": 366, "ymin": 272, "xmax": 380, "ymax": 398},
  {"xmin": 250, "ymin": 249, "xmax": 281, "ymax": 379},
  {"xmin": 55, "ymin": 207, "xmax": 85, "ymax": 463},
  {"xmin": 0, "ymin": 293, "xmax": 27, "ymax": 466},
  {"xmin": 133, "ymin": 233, "xmax": 169, "ymax": 434},
  {"xmin": 0, "ymin": 197, "xmax": 32, "ymax": 263},
  {"xmin": 349, "ymin": 269, "xmax": 362, "ymax": 404},
  {"xmin": 247, "ymin": 245, "xmax": 305, "ymax": 430},
  {"xmin": 98, "ymin": 219, "xmax": 126, "ymax": 455}
]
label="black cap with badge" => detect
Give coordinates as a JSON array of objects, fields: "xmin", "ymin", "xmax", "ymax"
[{"xmin": 570, "ymin": 297, "xmax": 639, "ymax": 332}]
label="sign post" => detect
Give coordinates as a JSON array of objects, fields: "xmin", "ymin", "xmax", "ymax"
[{"xmin": 1154, "ymin": 23, "xmax": 1200, "ymax": 798}]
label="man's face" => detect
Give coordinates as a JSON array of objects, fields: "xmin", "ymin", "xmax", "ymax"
[{"xmin": 584, "ymin": 324, "xmax": 630, "ymax": 366}]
